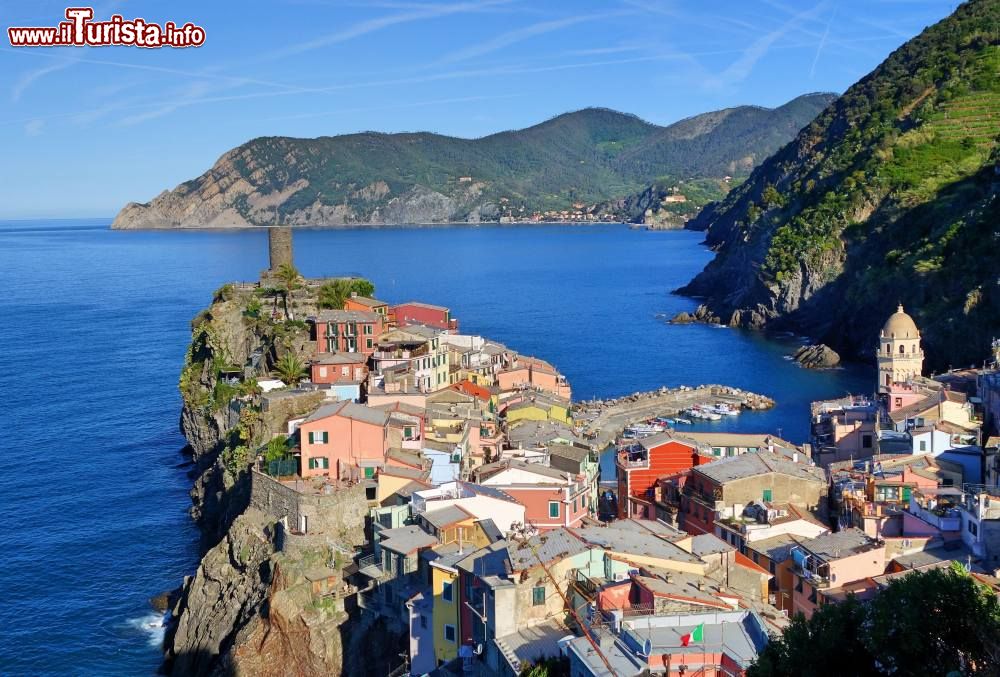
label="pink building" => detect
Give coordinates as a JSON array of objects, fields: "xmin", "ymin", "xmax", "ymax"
[
  {"xmin": 791, "ymin": 528, "xmax": 886, "ymax": 619},
  {"xmin": 885, "ymin": 382, "xmax": 929, "ymax": 413},
  {"xmin": 315, "ymin": 310, "xmax": 384, "ymax": 355},
  {"xmin": 474, "ymin": 459, "xmax": 589, "ymax": 530},
  {"xmin": 297, "ymin": 401, "xmax": 390, "ymax": 479},
  {"xmin": 391, "ymin": 302, "xmax": 458, "ymax": 331},
  {"xmin": 496, "ymin": 356, "xmax": 571, "ymax": 399}
]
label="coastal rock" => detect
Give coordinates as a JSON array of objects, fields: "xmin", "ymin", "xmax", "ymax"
[
  {"xmin": 792, "ymin": 344, "xmax": 841, "ymax": 369},
  {"xmin": 166, "ymin": 509, "xmax": 276, "ymax": 675},
  {"xmin": 669, "ymin": 304, "xmax": 722, "ymax": 325}
]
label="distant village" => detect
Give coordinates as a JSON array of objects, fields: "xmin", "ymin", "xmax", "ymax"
[{"xmin": 228, "ymin": 230, "xmax": 1000, "ymax": 676}]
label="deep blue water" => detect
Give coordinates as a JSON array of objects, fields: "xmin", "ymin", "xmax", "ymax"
[{"xmin": 0, "ymin": 220, "xmax": 870, "ymax": 675}]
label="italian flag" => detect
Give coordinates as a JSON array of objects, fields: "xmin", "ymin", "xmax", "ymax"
[{"xmin": 680, "ymin": 623, "xmax": 704, "ymax": 647}]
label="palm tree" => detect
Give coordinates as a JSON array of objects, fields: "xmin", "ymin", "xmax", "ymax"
[
  {"xmin": 274, "ymin": 263, "xmax": 301, "ymax": 319},
  {"xmin": 274, "ymin": 352, "xmax": 307, "ymax": 386}
]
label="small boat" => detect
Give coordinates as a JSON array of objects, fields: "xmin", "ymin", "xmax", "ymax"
[
  {"xmin": 673, "ymin": 417, "xmax": 692, "ymax": 425},
  {"xmin": 710, "ymin": 403, "xmax": 740, "ymax": 416}
]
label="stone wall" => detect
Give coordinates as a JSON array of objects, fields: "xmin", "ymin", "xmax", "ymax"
[{"xmin": 249, "ymin": 470, "xmax": 367, "ymax": 545}]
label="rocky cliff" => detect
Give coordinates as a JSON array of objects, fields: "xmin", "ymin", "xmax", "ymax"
[
  {"xmin": 111, "ymin": 96, "xmax": 833, "ymax": 229},
  {"xmin": 165, "ymin": 280, "xmax": 405, "ymax": 675},
  {"xmin": 678, "ymin": 0, "xmax": 1000, "ymax": 370}
]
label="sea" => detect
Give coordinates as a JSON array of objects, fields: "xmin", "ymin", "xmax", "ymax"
[{"xmin": 0, "ymin": 219, "xmax": 871, "ymax": 675}]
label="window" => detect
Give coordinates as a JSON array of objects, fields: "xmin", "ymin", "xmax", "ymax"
[
  {"xmin": 420, "ymin": 615, "xmax": 427, "ymax": 629},
  {"xmin": 532, "ymin": 585, "xmax": 545, "ymax": 606},
  {"xmin": 404, "ymin": 426, "xmax": 414, "ymax": 439},
  {"xmin": 366, "ymin": 338, "xmax": 373, "ymax": 349},
  {"xmin": 969, "ymin": 521, "xmax": 979, "ymax": 536},
  {"xmin": 318, "ymin": 366, "xmax": 328, "ymax": 378},
  {"xmin": 364, "ymin": 466, "xmax": 375, "ymax": 479},
  {"xmin": 342, "ymin": 366, "xmax": 350, "ymax": 376},
  {"xmin": 363, "ymin": 324, "xmax": 373, "ymax": 335},
  {"xmin": 444, "ymin": 624, "xmax": 456, "ymax": 643},
  {"xmin": 919, "ymin": 440, "xmax": 927, "ymax": 452},
  {"xmin": 762, "ymin": 489, "xmax": 772, "ymax": 502},
  {"xmin": 862, "ymin": 434, "xmax": 872, "ymax": 449},
  {"xmin": 308, "ymin": 457, "xmax": 329, "ymax": 470},
  {"xmin": 712, "ymin": 447, "xmax": 722, "ymax": 457},
  {"xmin": 442, "ymin": 581, "xmax": 453, "ymax": 602},
  {"xmin": 549, "ymin": 502, "xmax": 560, "ymax": 518},
  {"xmin": 307, "ymin": 431, "xmax": 329, "ymax": 444}
]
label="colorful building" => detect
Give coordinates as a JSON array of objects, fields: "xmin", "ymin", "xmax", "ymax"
[
  {"xmin": 475, "ymin": 459, "xmax": 591, "ymax": 530},
  {"xmin": 392, "ymin": 301, "xmax": 458, "ymax": 331},
  {"xmin": 315, "ymin": 309, "xmax": 384, "ymax": 355},
  {"xmin": 297, "ymin": 401, "xmax": 390, "ymax": 479},
  {"xmin": 616, "ymin": 433, "xmax": 709, "ymax": 520}
]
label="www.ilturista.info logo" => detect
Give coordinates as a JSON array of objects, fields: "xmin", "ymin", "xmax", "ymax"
[{"xmin": 8, "ymin": 7, "xmax": 205, "ymax": 48}]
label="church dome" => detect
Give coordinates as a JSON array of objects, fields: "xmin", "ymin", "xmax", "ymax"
[{"xmin": 882, "ymin": 304, "xmax": 919, "ymax": 339}]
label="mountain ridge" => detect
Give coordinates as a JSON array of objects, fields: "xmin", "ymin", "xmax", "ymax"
[{"xmin": 110, "ymin": 94, "xmax": 835, "ymax": 229}]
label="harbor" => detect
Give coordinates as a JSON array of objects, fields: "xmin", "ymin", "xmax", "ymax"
[{"xmin": 574, "ymin": 383, "xmax": 775, "ymax": 449}]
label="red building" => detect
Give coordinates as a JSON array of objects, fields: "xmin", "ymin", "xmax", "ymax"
[
  {"xmin": 315, "ymin": 310, "xmax": 384, "ymax": 355},
  {"xmin": 392, "ymin": 301, "xmax": 458, "ymax": 332},
  {"xmin": 617, "ymin": 433, "xmax": 709, "ymax": 519},
  {"xmin": 310, "ymin": 352, "xmax": 368, "ymax": 384}
]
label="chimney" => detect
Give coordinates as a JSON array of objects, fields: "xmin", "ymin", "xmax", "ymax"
[{"xmin": 696, "ymin": 580, "xmax": 705, "ymax": 591}]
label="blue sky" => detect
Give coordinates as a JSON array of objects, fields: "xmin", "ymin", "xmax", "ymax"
[{"xmin": 0, "ymin": 0, "xmax": 961, "ymax": 218}]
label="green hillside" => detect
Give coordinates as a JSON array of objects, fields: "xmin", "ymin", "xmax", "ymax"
[
  {"xmin": 681, "ymin": 0, "xmax": 1000, "ymax": 369},
  {"xmin": 112, "ymin": 94, "xmax": 833, "ymax": 229}
]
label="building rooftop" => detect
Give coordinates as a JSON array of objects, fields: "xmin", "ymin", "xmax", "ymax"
[
  {"xmin": 571, "ymin": 527, "xmax": 703, "ymax": 565},
  {"xmin": 800, "ymin": 528, "xmax": 880, "ymax": 561},
  {"xmin": 379, "ymin": 525, "xmax": 439, "ymax": 555},
  {"xmin": 303, "ymin": 400, "xmax": 389, "ymax": 426},
  {"xmin": 689, "ymin": 533, "xmax": 735, "ymax": 557},
  {"xmin": 396, "ymin": 301, "xmax": 450, "ymax": 312},
  {"xmin": 546, "ymin": 444, "xmax": 592, "ymax": 463},
  {"xmin": 633, "ymin": 573, "xmax": 732, "ymax": 610},
  {"xmin": 422, "ymin": 504, "xmax": 475, "ymax": 530},
  {"xmin": 746, "ymin": 533, "xmax": 803, "ymax": 563},
  {"xmin": 694, "ymin": 452, "xmax": 824, "ymax": 485},
  {"xmin": 346, "ymin": 295, "xmax": 388, "ymax": 308},
  {"xmin": 605, "ymin": 519, "xmax": 687, "ymax": 542},
  {"xmin": 507, "ymin": 528, "xmax": 590, "ymax": 571},
  {"xmin": 495, "ymin": 618, "xmax": 571, "ymax": 674},
  {"xmin": 316, "ymin": 309, "xmax": 381, "ymax": 323}
]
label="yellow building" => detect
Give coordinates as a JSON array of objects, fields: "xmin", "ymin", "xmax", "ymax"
[{"xmin": 504, "ymin": 392, "xmax": 572, "ymax": 425}]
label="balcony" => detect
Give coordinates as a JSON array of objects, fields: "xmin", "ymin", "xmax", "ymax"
[{"xmin": 617, "ymin": 447, "xmax": 649, "ymax": 470}]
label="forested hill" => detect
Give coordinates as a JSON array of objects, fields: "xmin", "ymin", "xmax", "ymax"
[
  {"xmin": 110, "ymin": 94, "xmax": 833, "ymax": 229},
  {"xmin": 679, "ymin": 0, "xmax": 1000, "ymax": 371}
]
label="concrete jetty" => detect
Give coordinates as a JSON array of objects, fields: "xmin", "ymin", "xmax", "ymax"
[{"xmin": 574, "ymin": 384, "xmax": 775, "ymax": 448}]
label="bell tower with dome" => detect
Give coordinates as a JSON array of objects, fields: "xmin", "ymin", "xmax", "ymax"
[{"xmin": 877, "ymin": 304, "xmax": 924, "ymax": 393}]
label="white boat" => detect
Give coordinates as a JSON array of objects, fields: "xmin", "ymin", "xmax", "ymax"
[
  {"xmin": 673, "ymin": 417, "xmax": 692, "ymax": 425},
  {"xmin": 711, "ymin": 403, "xmax": 740, "ymax": 416}
]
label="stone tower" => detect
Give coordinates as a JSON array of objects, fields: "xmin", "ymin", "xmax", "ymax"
[
  {"xmin": 877, "ymin": 304, "xmax": 924, "ymax": 393},
  {"xmin": 268, "ymin": 226, "xmax": 293, "ymax": 272}
]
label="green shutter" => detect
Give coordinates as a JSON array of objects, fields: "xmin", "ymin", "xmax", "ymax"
[
  {"xmin": 308, "ymin": 432, "xmax": 315, "ymax": 444},
  {"xmin": 763, "ymin": 489, "xmax": 773, "ymax": 502},
  {"xmin": 902, "ymin": 486, "xmax": 912, "ymax": 502},
  {"xmin": 322, "ymin": 432, "xmax": 329, "ymax": 443},
  {"xmin": 549, "ymin": 502, "xmax": 560, "ymax": 518},
  {"xmin": 364, "ymin": 466, "xmax": 375, "ymax": 479}
]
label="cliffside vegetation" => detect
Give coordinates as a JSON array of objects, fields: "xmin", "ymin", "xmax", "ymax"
[
  {"xmin": 111, "ymin": 95, "xmax": 833, "ymax": 228},
  {"xmin": 680, "ymin": 0, "xmax": 1000, "ymax": 369}
]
